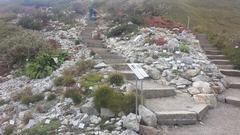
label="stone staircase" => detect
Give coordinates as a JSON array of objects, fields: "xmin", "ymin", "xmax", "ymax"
[
  {"xmin": 81, "ymin": 21, "xmax": 210, "ymax": 126},
  {"xmin": 197, "ymin": 34, "xmax": 240, "ymax": 107}
]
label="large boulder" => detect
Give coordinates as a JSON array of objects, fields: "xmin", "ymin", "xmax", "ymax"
[
  {"xmin": 192, "ymin": 81, "xmax": 213, "ymax": 94},
  {"xmin": 80, "ymin": 98, "xmax": 98, "ymax": 115},
  {"xmin": 148, "ymin": 68, "xmax": 161, "ymax": 80},
  {"xmin": 100, "ymin": 108, "xmax": 115, "ymax": 118},
  {"xmin": 138, "ymin": 105, "xmax": 157, "ymax": 127},
  {"xmin": 139, "ymin": 125, "xmax": 161, "ymax": 135},
  {"xmin": 120, "ymin": 130, "xmax": 138, "ymax": 135},
  {"xmin": 193, "ymin": 94, "xmax": 217, "ymax": 108},
  {"xmin": 122, "ymin": 113, "xmax": 141, "ymax": 132}
]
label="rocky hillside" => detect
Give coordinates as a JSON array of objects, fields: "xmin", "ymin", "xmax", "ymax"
[{"xmin": 0, "ymin": 0, "xmax": 239, "ymax": 135}]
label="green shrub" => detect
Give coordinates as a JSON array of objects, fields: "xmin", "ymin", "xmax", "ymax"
[
  {"xmin": 23, "ymin": 50, "xmax": 67, "ymax": 79},
  {"xmin": 93, "ymin": 85, "xmax": 137, "ymax": 114},
  {"xmin": 180, "ymin": 43, "xmax": 190, "ymax": 53},
  {"xmin": 47, "ymin": 93, "xmax": 56, "ymax": 101},
  {"xmin": 122, "ymin": 92, "xmax": 137, "ymax": 114},
  {"xmin": 107, "ymin": 23, "xmax": 138, "ymax": 38},
  {"xmin": 74, "ymin": 60, "xmax": 95, "ymax": 76},
  {"xmin": 0, "ymin": 29, "xmax": 49, "ymax": 69},
  {"xmin": 3, "ymin": 125, "xmax": 14, "ymax": 135},
  {"xmin": 109, "ymin": 72, "xmax": 124, "ymax": 86},
  {"xmin": 80, "ymin": 72, "xmax": 102, "ymax": 89},
  {"xmin": 18, "ymin": 16, "xmax": 42, "ymax": 30},
  {"xmin": 75, "ymin": 39, "xmax": 81, "ymax": 45},
  {"xmin": 54, "ymin": 75, "xmax": 76, "ymax": 86},
  {"xmin": 64, "ymin": 89, "xmax": 82, "ymax": 104},
  {"xmin": 129, "ymin": 15, "xmax": 145, "ymax": 26},
  {"xmin": 18, "ymin": 119, "xmax": 60, "ymax": 135},
  {"xmin": 18, "ymin": 87, "xmax": 44, "ymax": 105},
  {"xmin": 23, "ymin": 112, "xmax": 33, "ymax": 125}
]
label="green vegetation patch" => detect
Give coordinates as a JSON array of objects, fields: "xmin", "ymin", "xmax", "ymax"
[
  {"xmin": 93, "ymin": 85, "xmax": 136, "ymax": 114},
  {"xmin": 109, "ymin": 72, "xmax": 124, "ymax": 86},
  {"xmin": 18, "ymin": 87, "xmax": 44, "ymax": 105},
  {"xmin": 18, "ymin": 119, "xmax": 60, "ymax": 135},
  {"xmin": 180, "ymin": 43, "xmax": 190, "ymax": 53},
  {"xmin": 64, "ymin": 89, "xmax": 82, "ymax": 104},
  {"xmin": 54, "ymin": 74, "xmax": 76, "ymax": 87},
  {"xmin": 80, "ymin": 72, "xmax": 103, "ymax": 89},
  {"xmin": 22, "ymin": 50, "xmax": 67, "ymax": 79},
  {"xmin": 107, "ymin": 23, "xmax": 138, "ymax": 38}
]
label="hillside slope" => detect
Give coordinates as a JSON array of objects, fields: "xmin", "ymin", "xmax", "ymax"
[{"xmin": 166, "ymin": 0, "xmax": 240, "ymax": 39}]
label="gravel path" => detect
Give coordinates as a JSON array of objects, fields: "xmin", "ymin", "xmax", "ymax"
[{"xmin": 163, "ymin": 103, "xmax": 240, "ymax": 135}]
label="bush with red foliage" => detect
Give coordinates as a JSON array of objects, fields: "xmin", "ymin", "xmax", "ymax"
[
  {"xmin": 154, "ymin": 37, "xmax": 167, "ymax": 46},
  {"xmin": 144, "ymin": 16, "xmax": 185, "ymax": 33}
]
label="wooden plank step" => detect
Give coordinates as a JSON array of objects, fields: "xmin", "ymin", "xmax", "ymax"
[{"xmin": 205, "ymin": 50, "xmax": 222, "ymax": 55}]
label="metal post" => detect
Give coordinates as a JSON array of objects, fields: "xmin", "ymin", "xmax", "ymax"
[
  {"xmin": 135, "ymin": 77, "xmax": 138, "ymax": 115},
  {"xmin": 187, "ymin": 16, "xmax": 190, "ymax": 29},
  {"xmin": 141, "ymin": 80, "xmax": 143, "ymax": 105}
]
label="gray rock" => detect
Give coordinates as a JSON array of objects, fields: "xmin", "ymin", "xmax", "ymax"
[
  {"xmin": 170, "ymin": 77, "xmax": 192, "ymax": 86},
  {"xmin": 122, "ymin": 113, "xmax": 141, "ymax": 132},
  {"xmin": 145, "ymin": 57, "xmax": 154, "ymax": 65},
  {"xmin": 80, "ymin": 98, "xmax": 98, "ymax": 115},
  {"xmin": 120, "ymin": 130, "xmax": 138, "ymax": 135},
  {"xmin": 187, "ymin": 87, "xmax": 201, "ymax": 95},
  {"xmin": 100, "ymin": 108, "xmax": 115, "ymax": 118},
  {"xmin": 138, "ymin": 105, "xmax": 157, "ymax": 127},
  {"xmin": 95, "ymin": 62, "xmax": 108, "ymax": 69},
  {"xmin": 139, "ymin": 125, "xmax": 161, "ymax": 135},
  {"xmin": 90, "ymin": 115, "xmax": 102, "ymax": 124},
  {"xmin": 193, "ymin": 94, "xmax": 217, "ymax": 108},
  {"xmin": 148, "ymin": 68, "xmax": 161, "ymax": 80},
  {"xmin": 193, "ymin": 81, "xmax": 213, "ymax": 94},
  {"xmin": 26, "ymin": 119, "xmax": 37, "ymax": 129}
]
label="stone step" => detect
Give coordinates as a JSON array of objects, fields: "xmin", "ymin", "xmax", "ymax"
[
  {"xmin": 145, "ymin": 94, "xmax": 209, "ymax": 125},
  {"xmin": 103, "ymin": 58, "xmax": 126, "ymax": 64},
  {"xmin": 207, "ymin": 55, "xmax": 226, "ymax": 59},
  {"xmin": 202, "ymin": 46, "xmax": 218, "ymax": 50},
  {"xmin": 205, "ymin": 50, "xmax": 222, "ymax": 55},
  {"xmin": 220, "ymin": 69, "xmax": 240, "ymax": 77},
  {"xmin": 217, "ymin": 65, "xmax": 234, "ymax": 70},
  {"xmin": 110, "ymin": 63, "xmax": 131, "ymax": 71},
  {"xmin": 141, "ymin": 87, "xmax": 176, "ymax": 98},
  {"xmin": 211, "ymin": 60, "xmax": 231, "ymax": 65},
  {"xmin": 225, "ymin": 76, "xmax": 240, "ymax": 89},
  {"xmin": 220, "ymin": 89, "xmax": 240, "ymax": 106}
]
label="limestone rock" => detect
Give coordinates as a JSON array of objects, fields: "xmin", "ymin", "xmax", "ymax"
[
  {"xmin": 193, "ymin": 81, "xmax": 213, "ymax": 94},
  {"xmin": 80, "ymin": 98, "xmax": 98, "ymax": 115},
  {"xmin": 100, "ymin": 108, "xmax": 115, "ymax": 118},
  {"xmin": 148, "ymin": 68, "xmax": 161, "ymax": 80},
  {"xmin": 139, "ymin": 125, "xmax": 160, "ymax": 135},
  {"xmin": 120, "ymin": 130, "xmax": 138, "ymax": 135},
  {"xmin": 122, "ymin": 113, "xmax": 141, "ymax": 132},
  {"xmin": 193, "ymin": 94, "xmax": 217, "ymax": 108},
  {"xmin": 138, "ymin": 105, "xmax": 157, "ymax": 127},
  {"xmin": 187, "ymin": 87, "xmax": 201, "ymax": 95}
]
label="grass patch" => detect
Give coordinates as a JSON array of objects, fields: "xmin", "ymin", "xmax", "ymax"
[
  {"xmin": 180, "ymin": 43, "xmax": 190, "ymax": 53},
  {"xmin": 74, "ymin": 60, "xmax": 95, "ymax": 76},
  {"xmin": 80, "ymin": 72, "xmax": 103, "ymax": 89},
  {"xmin": 17, "ymin": 119, "xmax": 60, "ymax": 135},
  {"xmin": 93, "ymin": 85, "xmax": 137, "ymax": 114},
  {"xmin": 64, "ymin": 89, "xmax": 82, "ymax": 104},
  {"xmin": 107, "ymin": 23, "xmax": 138, "ymax": 38},
  {"xmin": 3, "ymin": 125, "xmax": 14, "ymax": 135},
  {"xmin": 109, "ymin": 72, "xmax": 124, "ymax": 86},
  {"xmin": 54, "ymin": 75, "xmax": 76, "ymax": 87},
  {"xmin": 47, "ymin": 93, "xmax": 56, "ymax": 101},
  {"xmin": 18, "ymin": 87, "xmax": 44, "ymax": 105}
]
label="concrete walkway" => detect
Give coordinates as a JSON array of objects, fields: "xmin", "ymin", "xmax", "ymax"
[{"xmin": 163, "ymin": 103, "xmax": 240, "ymax": 135}]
